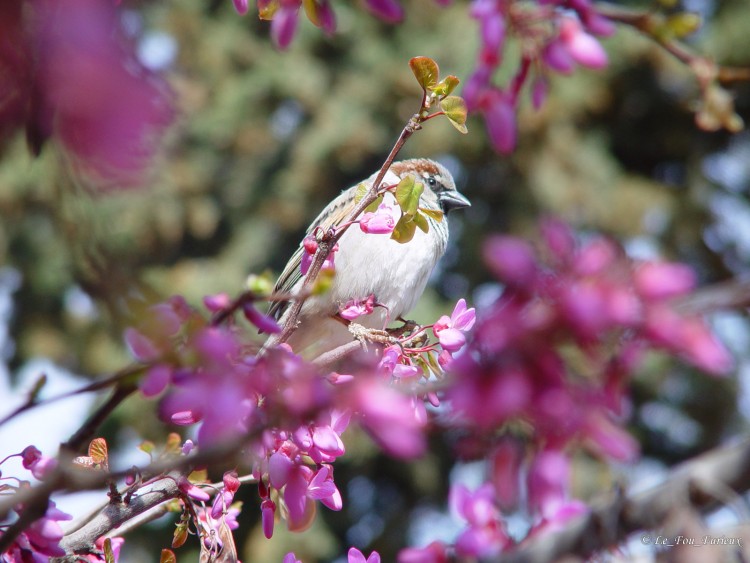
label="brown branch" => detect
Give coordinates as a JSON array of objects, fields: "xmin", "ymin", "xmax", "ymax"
[
  {"xmin": 312, "ymin": 340, "xmax": 363, "ymax": 368},
  {"xmin": 596, "ymin": 2, "xmax": 750, "ymax": 86},
  {"xmin": 59, "ymin": 475, "xmax": 182, "ymax": 555},
  {"xmin": 63, "ymin": 383, "xmax": 137, "ymax": 454},
  {"xmin": 496, "ymin": 437, "xmax": 750, "ymax": 562},
  {"xmin": 673, "ymin": 277, "xmax": 750, "ymax": 315}
]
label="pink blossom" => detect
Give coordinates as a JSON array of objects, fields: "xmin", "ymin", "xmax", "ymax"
[
  {"xmin": 261, "ymin": 499, "xmax": 276, "ymax": 538},
  {"xmin": 490, "ymin": 439, "xmax": 522, "ymax": 510},
  {"xmin": 178, "ymin": 476, "xmax": 210, "ymax": 502},
  {"xmin": 21, "ymin": 445, "xmax": 57, "ymax": 480},
  {"xmin": 340, "ymin": 294, "xmax": 376, "ymax": 320},
  {"xmin": 349, "ymin": 547, "xmax": 381, "ymax": 563},
  {"xmin": 33, "ymin": 0, "xmax": 174, "ymax": 188},
  {"xmin": 483, "ymin": 236, "xmax": 537, "ymax": 287},
  {"xmin": 349, "ymin": 378, "xmax": 426, "ymax": 458},
  {"xmin": 527, "ymin": 449, "xmax": 570, "ymax": 516},
  {"xmin": 450, "ymin": 484, "xmax": 509, "ymax": 557},
  {"xmin": 364, "ymin": 0, "xmax": 403, "ymax": 22},
  {"xmin": 397, "ymin": 541, "xmax": 448, "ymax": 563},
  {"xmin": 139, "ymin": 364, "xmax": 172, "ymax": 397},
  {"xmin": 482, "ymin": 91, "xmax": 517, "ymax": 154},
  {"xmin": 244, "ymin": 302, "xmax": 282, "ymax": 333},
  {"xmin": 433, "ymin": 299, "xmax": 476, "ymax": 352},
  {"xmin": 634, "ymin": 261, "xmax": 696, "ymax": 299},
  {"xmin": 203, "ymin": 292, "xmax": 231, "ymax": 312},
  {"xmin": 300, "ymin": 236, "xmax": 338, "ymax": 275},
  {"xmin": 360, "ymin": 200, "xmax": 400, "ymax": 234},
  {"xmin": 558, "ymin": 16, "xmax": 608, "ymax": 70},
  {"xmin": 271, "ymin": 3, "xmax": 301, "ymax": 49},
  {"xmin": 210, "ymin": 471, "xmax": 241, "ymax": 518},
  {"xmin": 284, "ymin": 554, "xmax": 303, "ymax": 563},
  {"xmin": 4, "ymin": 500, "xmax": 73, "ymax": 559},
  {"xmin": 233, "ymin": 0, "xmax": 249, "ymax": 15}
]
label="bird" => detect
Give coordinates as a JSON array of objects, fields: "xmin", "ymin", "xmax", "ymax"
[{"xmin": 268, "ymin": 158, "xmax": 470, "ymax": 358}]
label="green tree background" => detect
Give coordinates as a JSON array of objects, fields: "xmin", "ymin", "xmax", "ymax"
[{"xmin": 1, "ymin": 0, "xmax": 749, "ymax": 560}]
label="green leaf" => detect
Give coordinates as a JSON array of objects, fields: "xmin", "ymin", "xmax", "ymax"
[
  {"xmin": 420, "ymin": 207, "xmax": 444, "ymax": 222},
  {"xmin": 353, "ymin": 182, "xmax": 369, "ymax": 203},
  {"xmin": 409, "ymin": 56, "xmax": 439, "ymax": 91},
  {"xmin": 246, "ymin": 271, "xmax": 274, "ymax": 295},
  {"xmin": 440, "ymin": 96, "xmax": 469, "ymax": 134},
  {"xmin": 432, "ymin": 75, "xmax": 460, "ymax": 97},
  {"xmin": 364, "ymin": 194, "xmax": 383, "ymax": 213},
  {"xmin": 395, "ymin": 176, "xmax": 424, "ymax": 218},
  {"xmin": 391, "ymin": 215, "xmax": 418, "ymax": 243},
  {"xmin": 414, "ymin": 210, "xmax": 429, "ymax": 233},
  {"xmin": 665, "ymin": 12, "xmax": 702, "ymax": 38},
  {"xmin": 139, "ymin": 440, "xmax": 155, "ymax": 455},
  {"xmin": 312, "ymin": 268, "xmax": 335, "ymax": 295}
]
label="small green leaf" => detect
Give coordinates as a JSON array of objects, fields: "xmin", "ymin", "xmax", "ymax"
[
  {"xmin": 420, "ymin": 207, "xmax": 444, "ymax": 222},
  {"xmin": 246, "ymin": 272, "xmax": 274, "ymax": 295},
  {"xmin": 665, "ymin": 12, "xmax": 702, "ymax": 38},
  {"xmin": 414, "ymin": 211, "xmax": 430, "ymax": 233},
  {"xmin": 409, "ymin": 56, "xmax": 440, "ymax": 91},
  {"xmin": 364, "ymin": 194, "xmax": 384, "ymax": 213},
  {"xmin": 312, "ymin": 268, "xmax": 335, "ymax": 295},
  {"xmin": 395, "ymin": 176, "xmax": 424, "ymax": 218},
  {"xmin": 440, "ymin": 96, "xmax": 469, "ymax": 134},
  {"xmin": 391, "ymin": 215, "xmax": 418, "ymax": 243},
  {"xmin": 353, "ymin": 182, "xmax": 369, "ymax": 203},
  {"xmin": 432, "ymin": 75, "xmax": 460, "ymax": 97}
]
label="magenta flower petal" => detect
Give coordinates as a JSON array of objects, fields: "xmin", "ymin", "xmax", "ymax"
[
  {"xmin": 364, "ymin": 0, "xmax": 404, "ymax": 22},
  {"xmin": 438, "ymin": 327, "xmax": 466, "ymax": 352},
  {"xmin": 139, "ymin": 364, "xmax": 172, "ymax": 397},
  {"xmin": 233, "ymin": 0, "xmax": 249, "ymax": 15},
  {"xmin": 483, "ymin": 95, "xmax": 517, "ymax": 154},
  {"xmin": 271, "ymin": 6, "xmax": 300, "ymax": 49}
]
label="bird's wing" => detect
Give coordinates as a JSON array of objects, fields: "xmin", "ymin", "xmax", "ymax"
[{"xmin": 268, "ymin": 187, "xmax": 358, "ymax": 320}]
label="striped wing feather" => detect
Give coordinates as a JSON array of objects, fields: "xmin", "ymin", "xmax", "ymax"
[{"xmin": 268, "ymin": 188, "xmax": 357, "ymax": 320}]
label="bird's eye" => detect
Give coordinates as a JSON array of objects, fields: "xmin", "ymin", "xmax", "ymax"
[{"xmin": 428, "ymin": 176, "xmax": 438, "ymax": 188}]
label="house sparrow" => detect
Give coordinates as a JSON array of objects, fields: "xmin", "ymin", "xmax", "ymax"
[{"xmin": 269, "ymin": 158, "xmax": 470, "ymax": 357}]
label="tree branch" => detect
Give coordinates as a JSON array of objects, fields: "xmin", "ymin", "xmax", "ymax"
[{"xmin": 496, "ymin": 437, "xmax": 750, "ymax": 562}]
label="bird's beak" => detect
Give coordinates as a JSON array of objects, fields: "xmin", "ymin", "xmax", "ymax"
[{"xmin": 439, "ymin": 191, "xmax": 471, "ymax": 213}]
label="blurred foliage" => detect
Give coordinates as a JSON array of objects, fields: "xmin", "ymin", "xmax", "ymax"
[{"xmin": 1, "ymin": 0, "xmax": 750, "ymax": 560}]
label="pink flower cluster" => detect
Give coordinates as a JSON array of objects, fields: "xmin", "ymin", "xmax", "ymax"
[
  {"xmin": 123, "ymin": 293, "xmax": 465, "ymax": 540},
  {"xmin": 0, "ymin": 447, "xmax": 72, "ymax": 561},
  {"xmin": 1, "ymin": 0, "xmax": 173, "ymax": 189},
  {"xmin": 396, "ymin": 218, "xmax": 732, "ymax": 556},
  {"xmin": 234, "ymin": 0, "xmax": 450, "ymax": 48},
  {"xmin": 463, "ymin": 0, "xmax": 614, "ymax": 153}
]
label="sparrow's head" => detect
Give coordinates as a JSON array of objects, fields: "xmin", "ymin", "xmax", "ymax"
[{"xmin": 392, "ymin": 158, "xmax": 471, "ymax": 214}]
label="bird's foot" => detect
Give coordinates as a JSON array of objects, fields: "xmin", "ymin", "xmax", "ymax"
[
  {"xmin": 388, "ymin": 318, "xmax": 428, "ymax": 348},
  {"xmin": 349, "ymin": 323, "xmax": 399, "ymax": 350}
]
